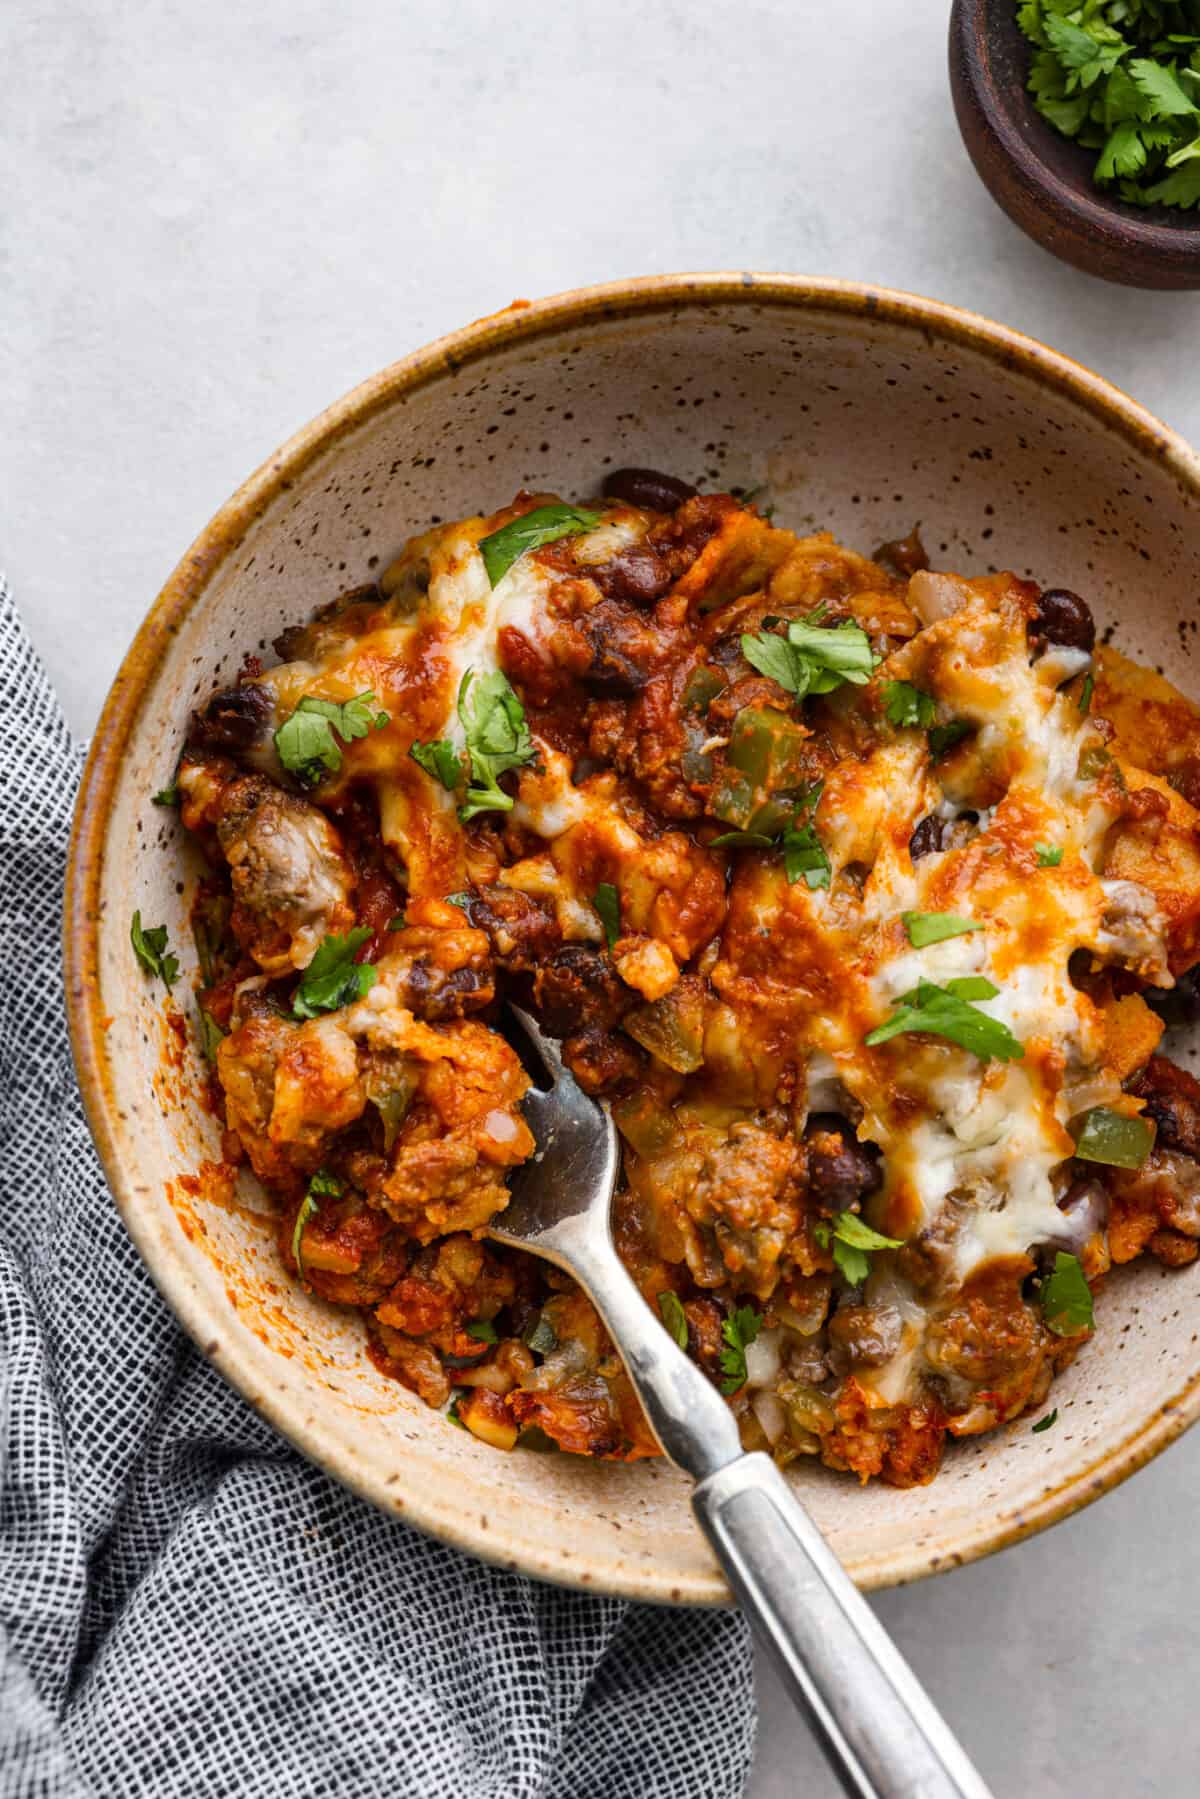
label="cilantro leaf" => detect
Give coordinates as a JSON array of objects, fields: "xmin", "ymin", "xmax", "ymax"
[
  {"xmin": 1096, "ymin": 118, "xmax": 1149, "ymax": 178},
  {"xmin": 1078, "ymin": 671, "xmax": 1095, "ymax": 714},
  {"xmin": 152, "ymin": 784, "xmax": 180, "ymax": 808},
  {"xmin": 718, "ymin": 1304, "xmax": 761, "ymax": 1394},
  {"xmin": 1036, "ymin": 842, "xmax": 1064, "ymax": 867},
  {"xmin": 293, "ymin": 1167, "xmax": 342, "ymax": 1280},
  {"xmin": 457, "ymin": 669, "xmax": 537, "ymax": 820},
  {"xmin": 883, "ymin": 680, "xmax": 937, "ymax": 729},
  {"xmin": 1027, "ymin": 3, "xmax": 1200, "ymax": 208},
  {"xmin": 292, "ymin": 928, "xmax": 377, "ymax": 1019},
  {"xmin": 741, "ymin": 629, "xmax": 806, "ymax": 694},
  {"xmin": 1141, "ymin": 157, "xmax": 1200, "ymax": 204},
  {"xmin": 1039, "ymin": 1252, "xmax": 1095, "ymax": 1337},
  {"xmin": 465, "ymin": 1319, "xmax": 499, "ymax": 1343},
  {"xmin": 781, "ymin": 819, "xmax": 831, "ymax": 890},
  {"xmin": 822, "ymin": 1210, "xmax": 903, "ymax": 1286},
  {"xmin": 274, "ymin": 691, "xmax": 390, "ymax": 786},
  {"xmin": 1129, "ymin": 55, "xmax": 1197, "ymax": 116},
  {"xmin": 131, "ymin": 911, "xmax": 179, "ymax": 992},
  {"xmin": 478, "ymin": 504, "xmax": 603, "ymax": 588},
  {"xmin": 409, "ymin": 738, "xmax": 463, "ymax": 790},
  {"xmin": 742, "ymin": 609, "xmax": 877, "ymax": 700},
  {"xmin": 865, "ymin": 977, "xmax": 1023, "ymax": 1062},
  {"xmin": 593, "ymin": 882, "xmax": 621, "ymax": 950},
  {"xmin": 658, "ymin": 1290, "xmax": 690, "ymax": 1350},
  {"xmin": 902, "ymin": 911, "xmax": 984, "ymax": 948},
  {"xmin": 1032, "ymin": 1408, "xmax": 1058, "ymax": 1433}
]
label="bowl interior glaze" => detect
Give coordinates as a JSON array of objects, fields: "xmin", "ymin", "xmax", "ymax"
[{"xmin": 67, "ymin": 277, "xmax": 1200, "ymax": 1603}]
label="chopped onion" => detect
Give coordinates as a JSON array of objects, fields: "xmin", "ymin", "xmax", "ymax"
[
  {"xmin": 751, "ymin": 1389, "xmax": 787, "ymax": 1445},
  {"xmin": 744, "ymin": 1326, "xmax": 783, "ymax": 1389},
  {"xmin": 909, "ymin": 570, "xmax": 974, "ymax": 625}
]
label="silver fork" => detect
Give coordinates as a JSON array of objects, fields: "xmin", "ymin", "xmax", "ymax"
[{"xmin": 488, "ymin": 1006, "xmax": 993, "ymax": 1799}]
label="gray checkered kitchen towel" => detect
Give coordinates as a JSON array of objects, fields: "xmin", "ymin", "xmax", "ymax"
[{"xmin": 0, "ymin": 575, "xmax": 756, "ymax": 1799}]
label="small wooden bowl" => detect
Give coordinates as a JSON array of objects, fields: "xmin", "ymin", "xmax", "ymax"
[{"xmin": 950, "ymin": 0, "xmax": 1200, "ymax": 289}]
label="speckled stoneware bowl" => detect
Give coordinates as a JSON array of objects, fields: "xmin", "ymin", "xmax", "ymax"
[{"xmin": 66, "ymin": 275, "xmax": 1200, "ymax": 1604}]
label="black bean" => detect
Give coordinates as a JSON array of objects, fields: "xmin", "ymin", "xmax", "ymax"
[
  {"xmin": 805, "ymin": 1113, "xmax": 882, "ymax": 1209},
  {"xmin": 592, "ymin": 545, "xmax": 673, "ymax": 605},
  {"xmin": 601, "ymin": 467, "xmax": 697, "ymax": 513},
  {"xmin": 1031, "ymin": 588, "xmax": 1096, "ymax": 654},
  {"xmin": 188, "ymin": 682, "xmax": 273, "ymax": 753},
  {"xmin": 909, "ymin": 814, "xmax": 946, "ymax": 861}
]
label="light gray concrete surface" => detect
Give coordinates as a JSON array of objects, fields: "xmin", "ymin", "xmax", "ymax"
[{"xmin": 5, "ymin": 1, "xmax": 1200, "ymax": 1793}]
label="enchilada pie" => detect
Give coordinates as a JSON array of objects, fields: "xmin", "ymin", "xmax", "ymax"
[{"xmin": 162, "ymin": 471, "xmax": 1200, "ymax": 1483}]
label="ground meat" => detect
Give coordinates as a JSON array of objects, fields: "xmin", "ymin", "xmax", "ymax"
[
  {"xmin": 1128, "ymin": 1054, "xmax": 1200, "ymax": 1157},
  {"xmin": 188, "ymin": 681, "xmax": 274, "ymax": 755},
  {"xmin": 561, "ymin": 1026, "xmax": 644, "ymax": 1096},
  {"xmin": 687, "ymin": 1123, "xmax": 806, "ymax": 1298},
  {"xmin": 923, "ymin": 1256, "xmax": 1056, "ymax": 1429},
  {"xmin": 213, "ymin": 773, "xmax": 356, "ymax": 975},
  {"xmin": 1107, "ymin": 1147, "xmax": 1200, "ymax": 1263},
  {"xmin": 459, "ymin": 884, "xmax": 560, "ymax": 970},
  {"xmin": 576, "ymin": 598, "xmax": 665, "ymax": 695},
  {"xmin": 530, "ymin": 945, "xmax": 632, "ymax": 1036}
]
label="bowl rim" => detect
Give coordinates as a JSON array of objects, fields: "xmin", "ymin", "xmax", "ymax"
[
  {"xmin": 950, "ymin": 0, "xmax": 1200, "ymax": 261},
  {"xmin": 64, "ymin": 271, "xmax": 1200, "ymax": 1603}
]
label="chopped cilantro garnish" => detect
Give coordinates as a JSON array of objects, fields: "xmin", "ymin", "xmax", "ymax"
[
  {"xmin": 409, "ymin": 738, "xmax": 463, "ymax": 791},
  {"xmin": 781, "ymin": 819, "xmax": 831, "ymax": 890},
  {"xmin": 478, "ymin": 503, "xmax": 603, "ymax": 587},
  {"xmin": 1018, "ymin": 1, "xmax": 1200, "ymax": 212},
  {"xmin": 1035, "ymin": 843, "xmax": 1064, "ymax": 867},
  {"xmin": 866, "ymin": 977, "xmax": 1024, "ymax": 1062},
  {"xmin": 152, "ymin": 784, "xmax": 180, "ymax": 808},
  {"xmin": 456, "ymin": 669, "xmax": 538, "ymax": 820},
  {"xmin": 291, "ymin": 928, "xmax": 377, "ymax": 1019},
  {"xmin": 131, "ymin": 911, "xmax": 179, "ymax": 992},
  {"xmin": 593, "ymin": 882, "xmax": 621, "ymax": 950},
  {"xmin": 274, "ymin": 691, "xmax": 390, "ymax": 786},
  {"xmin": 741, "ymin": 607, "xmax": 878, "ymax": 700},
  {"xmin": 1039, "ymin": 1252, "xmax": 1094, "ymax": 1337},
  {"xmin": 814, "ymin": 1211, "xmax": 903, "ymax": 1286},
  {"xmin": 718, "ymin": 1304, "xmax": 762, "ymax": 1395},
  {"xmin": 883, "ymin": 680, "xmax": 937, "ymax": 730},
  {"xmin": 901, "ymin": 911, "xmax": 984, "ymax": 948},
  {"xmin": 658, "ymin": 1290, "xmax": 689, "ymax": 1350},
  {"xmin": 292, "ymin": 1168, "xmax": 342, "ymax": 1281},
  {"xmin": 1032, "ymin": 1409, "xmax": 1058, "ymax": 1434},
  {"xmin": 1078, "ymin": 671, "xmax": 1095, "ymax": 714}
]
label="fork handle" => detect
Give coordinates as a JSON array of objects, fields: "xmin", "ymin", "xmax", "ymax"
[
  {"xmin": 693, "ymin": 1454, "xmax": 992, "ymax": 1799},
  {"xmin": 567, "ymin": 1233, "xmax": 991, "ymax": 1799}
]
